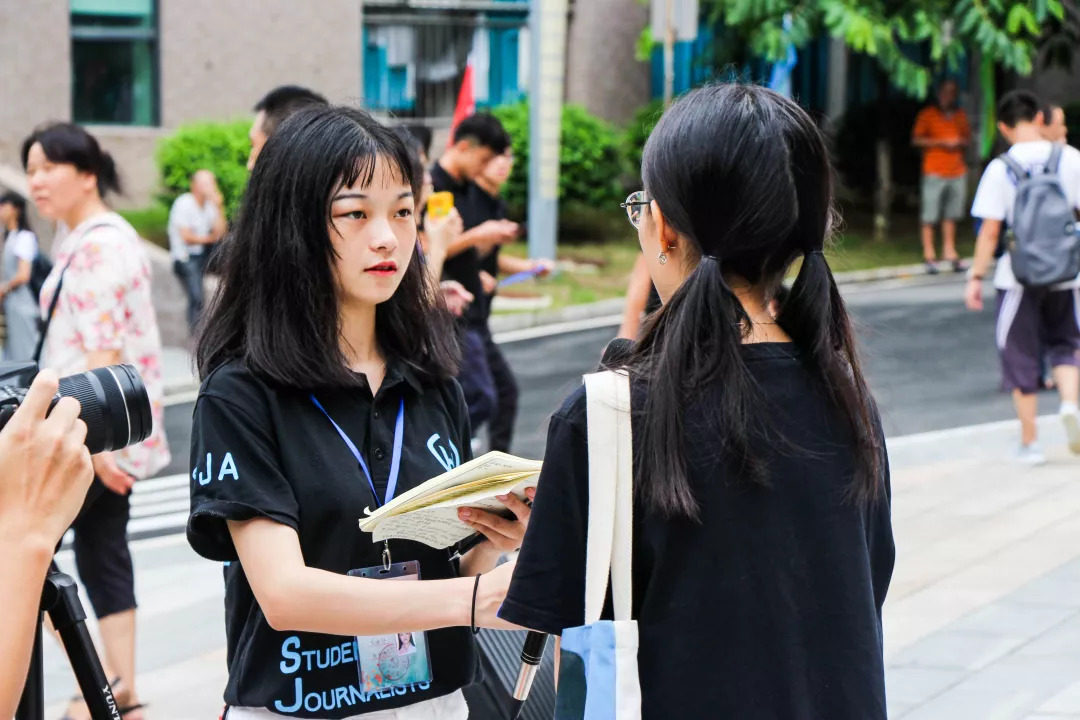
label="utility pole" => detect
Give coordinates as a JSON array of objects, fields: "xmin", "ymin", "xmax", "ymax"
[
  {"xmin": 527, "ymin": 0, "xmax": 568, "ymax": 261},
  {"xmin": 663, "ymin": 0, "xmax": 675, "ymax": 107}
]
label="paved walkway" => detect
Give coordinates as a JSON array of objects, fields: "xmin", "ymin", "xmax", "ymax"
[
  {"xmin": 885, "ymin": 415, "xmax": 1080, "ymax": 719},
  {"xmin": 36, "ymin": 414, "xmax": 1080, "ymax": 719}
]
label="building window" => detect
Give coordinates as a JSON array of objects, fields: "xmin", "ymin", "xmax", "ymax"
[
  {"xmin": 363, "ymin": 0, "xmax": 529, "ymax": 120},
  {"xmin": 71, "ymin": 0, "xmax": 159, "ymax": 126}
]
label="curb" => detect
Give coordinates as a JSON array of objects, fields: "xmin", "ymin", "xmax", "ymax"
[
  {"xmin": 487, "ymin": 261, "xmax": 948, "ymax": 334},
  {"xmin": 160, "ymin": 261, "xmax": 946, "ymax": 401}
]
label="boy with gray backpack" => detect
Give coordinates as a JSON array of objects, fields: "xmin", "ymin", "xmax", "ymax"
[{"xmin": 967, "ymin": 90, "xmax": 1080, "ymax": 465}]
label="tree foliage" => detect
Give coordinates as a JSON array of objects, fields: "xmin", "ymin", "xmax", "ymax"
[{"xmin": 702, "ymin": 0, "xmax": 1070, "ymax": 99}]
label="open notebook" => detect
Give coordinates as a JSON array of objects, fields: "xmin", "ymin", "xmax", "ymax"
[{"xmin": 358, "ymin": 451, "xmax": 542, "ymax": 549}]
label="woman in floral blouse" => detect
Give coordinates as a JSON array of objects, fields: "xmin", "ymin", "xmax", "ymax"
[{"xmin": 22, "ymin": 122, "xmax": 169, "ymax": 720}]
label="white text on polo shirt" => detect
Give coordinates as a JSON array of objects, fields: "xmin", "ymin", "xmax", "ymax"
[
  {"xmin": 426, "ymin": 434, "xmax": 461, "ymax": 472},
  {"xmin": 275, "ymin": 636, "xmax": 431, "ymax": 713},
  {"xmin": 192, "ymin": 452, "xmax": 240, "ymax": 486}
]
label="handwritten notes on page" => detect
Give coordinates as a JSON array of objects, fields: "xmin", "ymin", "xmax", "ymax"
[{"xmin": 358, "ymin": 451, "xmax": 542, "ymax": 549}]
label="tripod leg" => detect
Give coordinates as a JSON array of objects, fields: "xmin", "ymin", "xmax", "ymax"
[
  {"xmin": 14, "ymin": 613, "xmax": 44, "ymax": 720},
  {"xmin": 44, "ymin": 572, "xmax": 120, "ymax": 720}
]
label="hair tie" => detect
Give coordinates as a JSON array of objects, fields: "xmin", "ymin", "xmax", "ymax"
[{"xmin": 807, "ymin": 249, "xmax": 825, "ymax": 256}]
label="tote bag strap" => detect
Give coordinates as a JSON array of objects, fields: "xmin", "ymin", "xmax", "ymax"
[
  {"xmin": 33, "ymin": 257, "xmax": 72, "ymax": 366},
  {"xmin": 582, "ymin": 370, "xmax": 634, "ymax": 624}
]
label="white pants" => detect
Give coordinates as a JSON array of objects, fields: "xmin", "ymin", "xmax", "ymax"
[{"xmin": 226, "ymin": 690, "xmax": 468, "ymax": 720}]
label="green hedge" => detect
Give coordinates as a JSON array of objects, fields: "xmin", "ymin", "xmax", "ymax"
[
  {"xmin": 491, "ymin": 101, "xmax": 627, "ymax": 215},
  {"xmin": 118, "ymin": 205, "xmax": 169, "ymax": 249},
  {"xmin": 152, "ymin": 102, "xmax": 669, "ymax": 241},
  {"xmin": 156, "ymin": 119, "xmax": 250, "ymax": 218},
  {"xmin": 623, "ymin": 99, "xmax": 664, "ymax": 186}
]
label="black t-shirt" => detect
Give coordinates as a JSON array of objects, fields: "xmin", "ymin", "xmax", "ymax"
[
  {"xmin": 187, "ymin": 359, "xmax": 477, "ymax": 718},
  {"xmin": 431, "ymin": 162, "xmax": 495, "ymax": 328},
  {"xmin": 472, "ymin": 184, "xmax": 507, "ymax": 322},
  {"xmin": 500, "ymin": 343, "xmax": 895, "ymax": 720}
]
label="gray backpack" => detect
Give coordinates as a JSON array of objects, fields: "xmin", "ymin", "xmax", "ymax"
[{"xmin": 999, "ymin": 145, "xmax": 1080, "ymax": 288}]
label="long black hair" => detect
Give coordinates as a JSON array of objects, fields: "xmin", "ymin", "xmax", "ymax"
[
  {"xmin": 196, "ymin": 105, "xmax": 459, "ymax": 388},
  {"xmin": 20, "ymin": 122, "xmax": 122, "ymax": 198},
  {"xmin": 0, "ymin": 192, "xmax": 31, "ymax": 232},
  {"xmin": 628, "ymin": 83, "xmax": 882, "ymax": 520}
]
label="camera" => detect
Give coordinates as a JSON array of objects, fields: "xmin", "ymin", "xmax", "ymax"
[{"xmin": 0, "ymin": 361, "xmax": 153, "ymax": 454}]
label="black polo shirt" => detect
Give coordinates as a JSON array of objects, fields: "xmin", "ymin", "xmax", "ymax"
[
  {"xmin": 471, "ymin": 184, "xmax": 508, "ymax": 323},
  {"xmin": 187, "ymin": 359, "xmax": 476, "ymax": 718},
  {"xmin": 500, "ymin": 342, "xmax": 895, "ymax": 719},
  {"xmin": 431, "ymin": 162, "xmax": 490, "ymax": 329}
]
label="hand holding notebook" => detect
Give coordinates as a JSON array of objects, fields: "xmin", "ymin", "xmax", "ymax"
[{"xmin": 358, "ymin": 451, "xmax": 542, "ymax": 549}]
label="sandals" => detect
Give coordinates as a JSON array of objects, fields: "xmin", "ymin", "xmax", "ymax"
[
  {"xmin": 925, "ymin": 258, "xmax": 967, "ymax": 275},
  {"xmin": 61, "ymin": 677, "xmax": 146, "ymax": 720}
]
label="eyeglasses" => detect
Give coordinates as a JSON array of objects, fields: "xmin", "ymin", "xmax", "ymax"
[{"xmin": 620, "ymin": 191, "xmax": 650, "ymax": 229}]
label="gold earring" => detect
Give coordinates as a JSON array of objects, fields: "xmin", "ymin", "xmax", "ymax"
[{"xmin": 657, "ymin": 251, "xmax": 668, "ymax": 265}]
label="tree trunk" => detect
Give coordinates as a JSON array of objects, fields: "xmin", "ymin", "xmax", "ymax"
[{"xmin": 873, "ymin": 69, "xmax": 893, "ymax": 243}]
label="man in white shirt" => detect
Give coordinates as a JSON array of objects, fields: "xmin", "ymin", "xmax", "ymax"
[
  {"xmin": 966, "ymin": 90, "xmax": 1080, "ymax": 465},
  {"xmin": 168, "ymin": 169, "xmax": 226, "ymax": 333}
]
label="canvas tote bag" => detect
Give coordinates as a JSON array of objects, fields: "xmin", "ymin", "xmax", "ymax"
[{"xmin": 555, "ymin": 370, "xmax": 642, "ymax": 720}]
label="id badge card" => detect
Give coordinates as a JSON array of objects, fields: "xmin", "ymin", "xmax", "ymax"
[{"xmin": 347, "ymin": 561, "xmax": 434, "ymax": 693}]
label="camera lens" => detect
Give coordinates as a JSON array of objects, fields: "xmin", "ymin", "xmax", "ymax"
[{"xmin": 57, "ymin": 364, "xmax": 152, "ymax": 455}]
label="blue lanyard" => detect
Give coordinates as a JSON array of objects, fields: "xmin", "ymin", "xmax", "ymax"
[{"xmin": 311, "ymin": 395, "xmax": 405, "ymax": 507}]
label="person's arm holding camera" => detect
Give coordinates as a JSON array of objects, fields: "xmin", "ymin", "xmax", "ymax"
[{"xmin": 0, "ymin": 370, "xmax": 93, "ymax": 718}]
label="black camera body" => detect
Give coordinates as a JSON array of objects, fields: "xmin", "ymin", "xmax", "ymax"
[{"xmin": 0, "ymin": 361, "xmax": 153, "ymax": 454}]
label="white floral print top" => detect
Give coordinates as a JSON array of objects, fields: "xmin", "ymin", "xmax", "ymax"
[{"xmin": 39, "ymin": 212, "xmax": 171, "ymax": 479}]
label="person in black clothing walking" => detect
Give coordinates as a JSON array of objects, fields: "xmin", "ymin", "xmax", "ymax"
[
  {"xmin": 469, "ymin": 148, "xmax": 554, "ymax": 452},
  {"xmin": 430, "ymin": 114, "xmax": 520, "ymax": 446},
  {"xmin": 501, "ymin": 83, "xmax": 895, "ymax": 719}
]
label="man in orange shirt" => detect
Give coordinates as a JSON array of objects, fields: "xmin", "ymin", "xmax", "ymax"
[{"xmin": 912, "ymin": 79, "xmax": 971, "ymax": 273}]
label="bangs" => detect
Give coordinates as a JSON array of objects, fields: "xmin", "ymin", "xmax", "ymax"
[{"xmin": 333, "ymin": 131, "xmax": 419, "ymax": 201}]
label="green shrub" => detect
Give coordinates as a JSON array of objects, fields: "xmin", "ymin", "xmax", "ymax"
[
  {"xmin": 156, "ymin": 119, "xmax": 250, "ymax": 218},
  {"xmin": 490, "ymin": 101, "xmax": 529, "ymax": 214},
  {"xmin": 624, "ymin": 99, "xmax": 664, "ymax": 185},
  {"xmin": 491, "ymin": 101, "xmax": 626, "ymax": 216},
  {"xmin": 118, "ymin": 204, "xmax": 170, "ymax": 249}
]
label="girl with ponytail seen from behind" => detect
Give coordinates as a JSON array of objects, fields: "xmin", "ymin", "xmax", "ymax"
[
  {"xmin": 22, "ymin": 122, "xmax": 169, "ymax": 720},
  {"xmin": 500, "ymin": 84, "xmax": 895, "ymax": 719}
]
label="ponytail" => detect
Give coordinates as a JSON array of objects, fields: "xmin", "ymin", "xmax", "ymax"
[
  {"xmin": 779, "ymin": 249, "xmax": 882, "ymax": 502},
  {"xmin": 626, "ymin": 83, "xmax": 885, "ymax": 521},
  {"xmin": 96, "ymin": 151, "xmax": 122, "ymax": 197},
  {"xmin": 624, "ymin": 255, "xmax": 766, "ymax": 521}
]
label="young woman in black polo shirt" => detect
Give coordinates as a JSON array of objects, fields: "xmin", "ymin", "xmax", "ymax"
[
  {"xmin": 187, "ymin": 105, "xmax": 530, "ymax": 719},
  {"xmin": 501, "ymin": 84, "xmax": 895, "ymax": 718}
]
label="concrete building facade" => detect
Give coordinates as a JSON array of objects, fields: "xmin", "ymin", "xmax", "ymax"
[
  {"xmin": 0, "ymin": 0, "xmax": 653, "ymax": 209},
  {"xmin": 0, "ymin": 0, "xmax": 363, "ymax": 208}
]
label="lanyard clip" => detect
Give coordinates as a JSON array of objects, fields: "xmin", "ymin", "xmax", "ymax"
[{"xmin": 382, "ymin": 540, "xmax": 392, "ymax": 571}]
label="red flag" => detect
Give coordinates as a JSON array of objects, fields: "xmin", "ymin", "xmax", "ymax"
[{"xmin": 447, "ymin": 60, "xmax": 475, "ymax": 148}]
